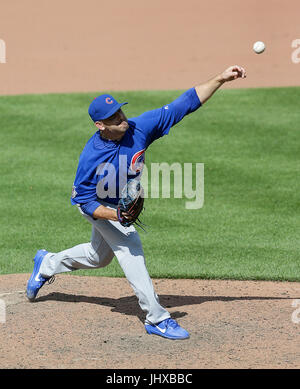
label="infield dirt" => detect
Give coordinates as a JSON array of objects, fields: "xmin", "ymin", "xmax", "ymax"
[
  {"xmin": 1, "ymin": 0, "xmax": 300, "ymax": 369},
  {"xmin": 0, "ymin": 0, "xmax": 299, "ymax": 95},
  {"xmin": 1, "ymin": 274, "xmax": 300, "ymax": 369}
]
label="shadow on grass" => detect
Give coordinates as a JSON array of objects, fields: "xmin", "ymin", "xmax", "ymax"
[{"xmin": 36, "ymin": 292, "xmax": 295, "ymax": 324}]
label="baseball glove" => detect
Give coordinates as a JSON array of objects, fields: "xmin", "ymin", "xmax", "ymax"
[{"xmin": 117, "ymin": 178, "xmax": 145, "ymax": 229}]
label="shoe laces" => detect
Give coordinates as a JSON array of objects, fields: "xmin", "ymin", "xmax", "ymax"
[
  {"xmin": 165, "ymin": 318, "xmax": 179, "ymax": 329},
  {"xmin": 47, "ymin": 276, "xmax": 55, "ymax": 285}
]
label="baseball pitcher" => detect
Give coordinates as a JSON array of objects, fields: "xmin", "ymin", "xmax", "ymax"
[{"xmin": 26, "ymin": 66, "xmax": 246, "ymax": 339}]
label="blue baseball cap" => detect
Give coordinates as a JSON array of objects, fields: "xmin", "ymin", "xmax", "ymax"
[{"xmin": 88, "ymin": 94, "xmax": 128, "ymax": 122}]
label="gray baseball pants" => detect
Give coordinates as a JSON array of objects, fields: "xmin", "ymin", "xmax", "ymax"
[{"xmin": 39, "ymin": 202, "xmax": 170, "ymax": 325}]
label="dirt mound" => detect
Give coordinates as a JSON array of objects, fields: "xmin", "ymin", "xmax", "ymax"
[{"xmin": 1, "ymin": 273, "xmax": 300, "ymax": 369}]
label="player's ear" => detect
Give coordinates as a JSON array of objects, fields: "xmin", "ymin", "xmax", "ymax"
[{"xmin": 95, "ymin": 121, "xmax": 104, "ymax": 130}]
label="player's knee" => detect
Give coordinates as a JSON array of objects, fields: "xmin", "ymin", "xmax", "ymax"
[
  {"xmin": 97, "ymin": 252, "xmax": 114, "ymax": 268},
  {"xmin": 87, "ymin": 243, "xmax": 114, "ymax": 268},
  {"xmin": 86, "ymin": 243, "xmax": 101, "ymax": 265}
]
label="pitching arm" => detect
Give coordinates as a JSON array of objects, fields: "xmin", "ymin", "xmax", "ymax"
[{"xmin": 195, "ymin": 65, "xmax": 246, "ymax": 104}]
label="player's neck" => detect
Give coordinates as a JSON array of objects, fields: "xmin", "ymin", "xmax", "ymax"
[{"xmin": 100, "ymin": 131, "xmax": 123, "ymax": 142}]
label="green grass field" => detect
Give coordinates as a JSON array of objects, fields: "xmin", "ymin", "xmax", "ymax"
[{"xmin": 1, "ymin": 87, "xmax": 300, "ymax": 281}]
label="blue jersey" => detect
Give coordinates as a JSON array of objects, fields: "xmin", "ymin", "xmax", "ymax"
[{"xmin": 71, "ymin": 87, "xmax": 201, "ymax": 217}]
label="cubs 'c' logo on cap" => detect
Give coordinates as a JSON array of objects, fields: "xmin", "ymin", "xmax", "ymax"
[
  {"xmin": 105, "ymin": 97, "xmax": 113, "ymax": 104},
  {"xmin": 130, "ymin": 149, "xmax": 145, "ymax": 174}
]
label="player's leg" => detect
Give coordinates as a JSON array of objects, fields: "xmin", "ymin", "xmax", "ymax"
[
  {"xmin": 36, "ymin": 205, "xmax": 169, "ymax": 325},
  {"xmin": 26, "ymin": 225, "xmax": 114, "ymax": 301},
  {"xmin": 85, "ymin": 211, "xmax": 171, "ymax": 326},
  {"xmin": 87, "ymin": 203, "xmax": 189, "ymax": 339},
  {"xmin": 39, "ymin": 227, "xmax": 114, "ymax": 276}
]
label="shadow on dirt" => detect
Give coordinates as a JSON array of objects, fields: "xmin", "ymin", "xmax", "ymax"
[{"xmin": 36, "ymin": 292, "xmax": 293, "ymax": 323}]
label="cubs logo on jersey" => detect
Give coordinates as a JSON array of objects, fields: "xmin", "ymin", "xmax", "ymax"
[{"xmin": 130, "ymin": 149, "xmax": 145, "ymax": 175}]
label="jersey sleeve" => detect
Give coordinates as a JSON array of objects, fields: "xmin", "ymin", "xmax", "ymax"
[
  {"xmin": 133, "ymin": 87, "xmax": 201, "ymax": 147},
  {"xmin": 70, "ymin": 145, "xmax": 101, "ymax": 217},
  {"xmin": 70, "ymin": 180, "xmax": 100, "ymax": 215},
  {"xmin": 79, "ymin": 199, "xmax": 101, "ymax": 217}
]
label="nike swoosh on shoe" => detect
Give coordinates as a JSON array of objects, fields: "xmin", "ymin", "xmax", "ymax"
[
  {"xmin": 155, "ymin": 325, "xmax": 166, "ymax": 333},
  {"xmin": 35, "ymin": 272, "xmax": 42, "ymax": 282}
]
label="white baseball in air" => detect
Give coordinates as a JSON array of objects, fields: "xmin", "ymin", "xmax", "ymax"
[{"xmin": 253, "ymin": 41, "xmax": 265, "ymax": 54}]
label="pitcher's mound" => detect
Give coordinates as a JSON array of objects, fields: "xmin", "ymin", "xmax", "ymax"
[{"xmin": 0, "ymin": 273, "xmax": 299, "ymax": 369}]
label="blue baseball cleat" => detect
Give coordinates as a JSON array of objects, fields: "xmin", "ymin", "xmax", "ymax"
[
  {"xmin": 145, "ymin": 318, "xmax": 190, "ymax": 340},
  {"xmin": 26, "ymin": 249, "xmax": 55, "ymax": 302}
]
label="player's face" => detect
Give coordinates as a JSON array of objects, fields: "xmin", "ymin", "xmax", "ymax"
[{"xmin": 98, "ymin": 109, "xmax": 129, "ymax": 140}]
